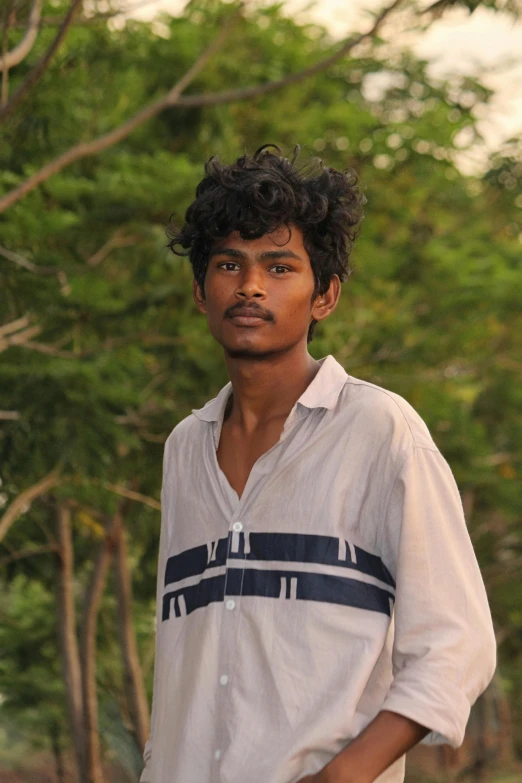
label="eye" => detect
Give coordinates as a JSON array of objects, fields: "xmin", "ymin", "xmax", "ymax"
[
  {"xmin": 271, "ymin": 265, "xmax": 290, "ymax": 274},
  {"xmin": 218, "ymin": 262, "xmax": 240, "ymax": 271}
]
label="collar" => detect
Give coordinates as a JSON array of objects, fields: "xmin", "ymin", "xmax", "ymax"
[{"xmin": 191, "ymin": 355, "xmax": 348, "ymax": 424}]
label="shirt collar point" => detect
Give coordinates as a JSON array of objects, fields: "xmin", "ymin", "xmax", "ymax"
[
  {"xmin": 191, "ymin": 382, "xmax": 232, "ymax": 423},
  {"xmin": 295, "ymin": 355, "xmax": 348, "ymax": 412}
]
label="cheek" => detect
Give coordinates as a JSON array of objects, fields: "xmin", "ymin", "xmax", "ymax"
[{"xmin": 280, "ymin": 289, "xmax": 314, "ymax": 319}]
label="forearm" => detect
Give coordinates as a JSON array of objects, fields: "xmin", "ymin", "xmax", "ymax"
[{"xmin": 320, "ymin": 710, "xmax": 429, "ymax": 783}]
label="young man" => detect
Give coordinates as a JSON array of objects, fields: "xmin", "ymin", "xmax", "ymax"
[{"xmin": 141, "ymin": 146, "xmax": 496, "ymax": 783}]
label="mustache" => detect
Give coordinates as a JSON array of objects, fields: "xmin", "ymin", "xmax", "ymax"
[{"xmin": 225, "ymin": 303, "xmax": 275, "ymax": 321}]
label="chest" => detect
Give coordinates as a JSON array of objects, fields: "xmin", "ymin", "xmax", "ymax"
[{"xmin": 216, "ymin": 417, "xmax": 286, "ymax": 499}]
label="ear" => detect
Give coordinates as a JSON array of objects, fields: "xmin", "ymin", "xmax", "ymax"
[
  {"xmin": 193, "ymin": 279, "xmax": 207, "ymax": 314},
  {"xmin": 311, "ymin": 275, "xmax": 341, "ymax": 323}
]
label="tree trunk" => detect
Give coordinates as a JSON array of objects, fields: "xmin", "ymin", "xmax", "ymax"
[
  {"xmin": 80, "ymin": 520, "xmax": 114, "ymax": 783},
  {"xmin": 113, "ymin": 510, "xmax": 150, "ymax": 752},
  {"xmin": 56, "ymin": 503, "xmax": 87, "ymax": 783},
  {"xmin": 50, "ymin": 719, "xmax": 65, "ymax": 783},
  {"xmin": 495, "ymin": 672, "xmax": 514, "ymax": 767}
]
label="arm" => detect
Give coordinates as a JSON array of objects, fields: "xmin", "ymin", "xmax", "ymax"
[
  {"xmin": 299, "ymin": 710, "xmax": 429, "ymax": 783},
  {"xmin": 301, "ymin": 445, "xmax": 496, "ymax": 783},
  {"xmin": 378, "ymin": 447, "xmax": 496, "ymax": 747}
]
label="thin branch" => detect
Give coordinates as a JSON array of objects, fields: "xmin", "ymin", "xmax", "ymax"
[
  {"xmin": 1, "ymin": 1, "xmax": 14, "ymax": 105},
  {"xmin": 1, "ymin": 243, "xmax": 40, "ymax": 272},
  {"xmin": 0, "ymin": 410, "xmax": 20, "ymax": 420},
  {"xmin": 33, "ymin": 513, "xmax": 57, "ymax": 546},
  {"xmin": 0, "ymin": 0, "xmax": 43, "ymax": 71},
  {"xmin": 0, "ymin": 323, "xmax": 42, "ymax": 353},
  {"xmin": 175, "ymin": 0, "xmax": 404, "ymax": 109},
  {"xmin": 0, "ymin": 244, "xmax": 70, "ymax": 292},
  {"xmin": 86, "ymin": 228, "xmax": 140, "ymax": 267},
  {"xmin": 0, "ymin": 6, "xmax": 241, "ymax": 213},
  {"xmin": 19, "ymin": 340, "xmax": 77, "ymax": 358},
  {"xmin": 10, "ymin": 0, "xmax": 165, "ymax": 28},
  {"xmin": 93, "ymin": 480, "xmax": 161, "ymax": 511},
  {"xmin": 0, "ymin": 1, "xmax": 403, "ymax": 214},
  {"xmin": 138, "ymin": 429, "xmax": 169, "ymax": 443},
  {"xmin": 0, "ymin": 242, "xmax": 59, "ymax": 273},
  {"xmin": 0, "ymin": 466, "xmax": 61, "ymax": 542},
  {"xmin": 0, "ymin": 543, "xmax": 57, "ymax": 567},
  {"xmin": 0, "ymin": 314, "xmax": 31, "ymax": 338},
  {"xmin": 0, "ymin": 0, "xmax": 83, "ymax": 126}
]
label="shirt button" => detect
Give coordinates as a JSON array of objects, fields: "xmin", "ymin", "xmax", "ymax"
[
  {"xmin": 219, "ymin": 674, "xmax": 228, "ymax": 685},
  {"xmin": 232, "ymin": 521, "xmax": 243, "ymax": 532},
  {"xmin": 225, "ymin": 599, "xmax": 236, "ymax": 611},
  {"xmin": 214, "ymin": 750, "xmax": 221, "ymax": 761}
]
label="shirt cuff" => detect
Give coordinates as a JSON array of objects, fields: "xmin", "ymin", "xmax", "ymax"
[
  {"xmin": 139, "ymin": 739, "xmax": 152, "ymax": 783},
  {"xmin": 381, "ymin": 672, "xmax": 471, "ymax": 748}
]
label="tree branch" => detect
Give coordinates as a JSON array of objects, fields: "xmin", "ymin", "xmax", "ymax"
[
  {"xmin": 86, "ymin": 228, "xmax": 140, "ymax": 267},
  {"xmin": 0, "ymin": 323, "xmax": 42, "ymax": 353},
  {"xmin": 0, "ymin": 5, "xmax": 241, "ymax": 213},
  {"xmin": 176, "ymin": 0, "xmax": 403, "ymax": 109},
  {"xmin": 0, "ymin": 543, "xmax": 57, "ymax": 567},
  {"xmin": 0, "ymin": 0, "xmax": 83, "ymax": 126},
  {"xmin": 92, "ymin": 480, "xmax": 161, "ymax": 511},
  {"xmin": 0, "ymin": 0, "xmax": 401, "ymax": 214},
  {"xmin": 0, "ymin": 410, "xmax": 20, "ymax": 420},
  {"xmin": 0, "ymin": 244, "xmax": 71, "ymax": 292},
  {"xmin": 0, "ymin": 0, "xmax": 43, "ymax": 71},
  {"xmin": 1, "ymin": 1, "xmax": 14, "ymax": 105},
  {"xmin": 0, "ymin": 314, "xmax": 32, "ymax": 339},
  {"xmin": 10, "ymin": 0, "xmax": 165, "ymax": 29},
  {"xmin": 18, "ymin": 340, "xmax": 77, "ymax": 358},
  {"xmin": 0, "ymin": 243, "xmax": 55, "ymax": 273},
  {"xmin": 0, "ymin": 466, "xmax": 61, "ymax": 543}
]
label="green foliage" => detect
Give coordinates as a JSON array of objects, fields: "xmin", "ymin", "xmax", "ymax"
[{"xmin": 0, "ymin": 0, "xmax": 521, "ymax": 774}]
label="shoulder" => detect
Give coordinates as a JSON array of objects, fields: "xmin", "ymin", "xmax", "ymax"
[
  {"xmin": 163, "ymin": 412, "xmax": 204, "ymax": 463},
  {"xmin": 336, "ymin": 375, "xmax": 438, "ymax": 453}
]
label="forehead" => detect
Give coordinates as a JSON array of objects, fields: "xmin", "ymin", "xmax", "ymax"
[{"xmin": 211, "ymin": 224, "xmax": 308, "ymax": 258}]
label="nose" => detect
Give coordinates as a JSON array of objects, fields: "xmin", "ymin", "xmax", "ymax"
[{"xmin": 235, "ymin": 266, "xmax": 267, "ymax": 300}]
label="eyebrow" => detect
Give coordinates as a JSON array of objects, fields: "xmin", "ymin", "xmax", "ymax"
[{"xmin": 209, "ymin": 247, "xmax": 303, "ymax": 261}]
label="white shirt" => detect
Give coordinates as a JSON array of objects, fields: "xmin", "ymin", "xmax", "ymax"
[{"xmin": 141, "ymin": 355, "xmax": 496, "ymax": 783}]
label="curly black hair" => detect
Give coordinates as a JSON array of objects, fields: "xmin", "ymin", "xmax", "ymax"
[{"xmin": 168, "ymin": 145, "xmax": 365, "ymax": 342}]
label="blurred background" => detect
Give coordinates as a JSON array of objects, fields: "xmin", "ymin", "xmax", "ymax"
[{"xmin": 0, "ymin": 0, "xmax": 521, "ymax": 780}]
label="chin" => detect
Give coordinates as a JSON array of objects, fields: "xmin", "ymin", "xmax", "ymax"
[{"xmin": 223, "ymin": 343, "xmax": 281, "ymax": 360}]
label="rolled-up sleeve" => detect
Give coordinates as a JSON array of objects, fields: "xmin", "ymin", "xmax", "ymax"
[{"xmin": 380, "ymin": 446, "xmax": 496, "ymax": 747}]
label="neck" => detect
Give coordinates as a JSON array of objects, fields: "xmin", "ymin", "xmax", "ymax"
[{"xmin": 223, "ymin": 345, "xmax": 320, "ymax": 434}]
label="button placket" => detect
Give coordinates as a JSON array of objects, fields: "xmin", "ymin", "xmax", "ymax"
[{"xmin": 210, "ymin": 524, "xmax": 246, "ymax": 783}]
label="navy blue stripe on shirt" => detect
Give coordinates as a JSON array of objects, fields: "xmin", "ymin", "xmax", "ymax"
[
  {"xmin": 164, "ymin": 537, "xmax": 228, "ymax": 586},
  {"xmin": 162, "ymin": 575, "xmax": 225, "ymax": 621},
  {"xmin": 228, "ymin": 532, "xmax": 395, "ymax": 588},
  {"xmin": 226, "ymin": 567, "xmax": 394, "ymax": 616},
  {"xmin": 164, "ymin": 532, "xmax": 395, "ymax": 590},
  {"xmin": 162, "ymin": 568, "xmax": 394, "ymax": 621}
]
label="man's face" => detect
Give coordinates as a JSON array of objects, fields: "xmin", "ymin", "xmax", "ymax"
[{"xmin": 193, "ymin": 224, "xmax": 338, "ymax": 359}]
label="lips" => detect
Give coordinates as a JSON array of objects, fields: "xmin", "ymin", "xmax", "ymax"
[
  {"xmin": 227, "ymin": 308, "xmax": 271, "ymax": 323},
  {"xmin": 228, "ymin": 314, "xmax": 269, "ymax": 326}
]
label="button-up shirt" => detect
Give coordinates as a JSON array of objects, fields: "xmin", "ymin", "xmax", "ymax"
[{"xmin": 141, "ymin": 355, "xmax": 496, "ymax": 783}]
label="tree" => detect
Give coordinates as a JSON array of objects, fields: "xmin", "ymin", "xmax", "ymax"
[{"xmin": 1, "ymin": 0, "xmax": 521, "ymax": 779}]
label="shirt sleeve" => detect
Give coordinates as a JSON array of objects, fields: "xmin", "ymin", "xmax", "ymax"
[
  {"xmin": 379, "ymin": 446, "xmax": 496, "ymax": 748},
  {"xmin": 140, "ymin": 443, "xmax": 171, "ymax": 782}
]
